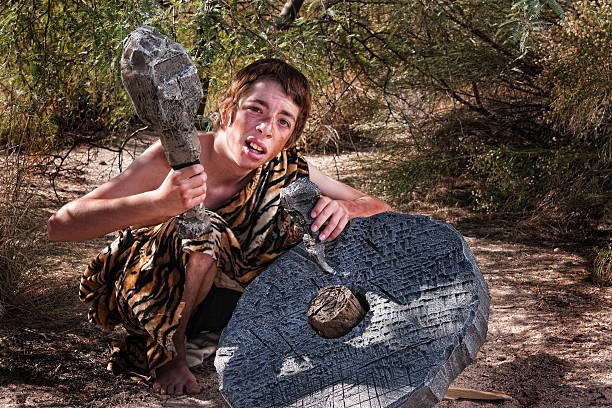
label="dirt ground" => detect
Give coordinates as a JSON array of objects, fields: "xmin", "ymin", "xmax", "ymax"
[{"xmin": 1, "ymin": 140, "xmax": 610, "ymax": 408}]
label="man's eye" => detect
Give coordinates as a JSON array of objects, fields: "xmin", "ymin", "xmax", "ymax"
[
  {"xmin": 249, "ymin": 107, "xmax": 261, "ymax": 113},
  {"xmin": 279, "ymin": 119, "xmax": 290, "ymax": 127}
]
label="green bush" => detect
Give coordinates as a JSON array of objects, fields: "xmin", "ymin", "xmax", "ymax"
[
  {"xmin": 468, "ymin": 145, "xmax": 585, "ymax": 212},
  {"xmin": 542, "ymin": 1, "xmax": 612, "ymax": 135},
  {"xmin": 0, "ymin": 1, "xmax": 162, "ymax": 149}
]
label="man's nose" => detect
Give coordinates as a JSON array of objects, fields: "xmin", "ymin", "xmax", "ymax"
[{"xmin": 256, "ymin": 117, "xmax": 273, "ymax": 136}]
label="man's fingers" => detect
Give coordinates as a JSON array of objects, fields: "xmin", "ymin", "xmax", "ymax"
[
  {"xmin": 172, "ymin": 165, "xmax": 205, "ymax": 187},
  {"xmin": 310, "ymin": 196, "xmax": 332, "ymax": 219},
  {"xmin": 175, "ymin": 163, "xmax": 204, "ymax": 178},
  {"xmin": 319, "ymin": 211, "xmax": 347, "ymax": 241},
  {"xmin": 190, "ymin": 185, "xmax": 207, "ymax": 199},
  {"xmin": 310, "ymin": 200, "xmax": 336, "ymax": 233},
  {"xmin": 318, "ymin": 211, "xmax": 340, "ymax": 239},
  {"xmin": 174, "ymin": 166, "xmax": 206, "ymax": 184},
  {"xmin": 182, "ymin": 173, "xmax": 207, "ymax": 190},
  {"xmin": 176, "ymin": 172, "xmax": 206, "ymax": 202},
  {"xmin": 309, "ymin": 196, "xmax": 350, "ymax": 240},
  {"xmin": 325, "ymin": 215, "xmax": 349, "ymax": 241},
  {"xmin": 188, "ymin": 188, "xmax": 207, "ymax": 207}
]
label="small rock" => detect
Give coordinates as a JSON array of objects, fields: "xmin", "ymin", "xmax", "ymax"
[
  {"xmin": 99, "ymin": 161, "xmax": 107, "ymax": 165},
  {"xmin": 564, "ymin": 261, "xmax": 576, "ymax": 267},
  {"xmin": 553, "ymin": 247, "xmax": 560, "ymax": 252}
]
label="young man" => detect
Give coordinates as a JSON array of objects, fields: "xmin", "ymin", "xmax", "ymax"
[{"xmin": 47, "ymin": 59, "xmax": 391, "ymax": 396}]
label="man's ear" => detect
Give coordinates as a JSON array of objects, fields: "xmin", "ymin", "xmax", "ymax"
[{"xmin": 221, "ymin": 108, "xmax": 234, "ymax": 127}]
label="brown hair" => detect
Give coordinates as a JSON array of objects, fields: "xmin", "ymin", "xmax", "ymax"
[{"xmin": 215, "ymin": 58, "xmax": 311, "ymax": 147}]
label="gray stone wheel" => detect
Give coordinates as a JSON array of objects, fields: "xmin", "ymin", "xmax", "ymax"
[{"xmin": 215, "ymin": 212, "xmax": 490, "ymax": 408}]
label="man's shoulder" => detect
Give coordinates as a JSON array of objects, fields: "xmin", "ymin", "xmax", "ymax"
[
  {"xmin": 267, "ymin": 147, "xmax": 304, "ymax": 167},
  {"xmin": 262, "ymin": 147, "xmax": 308, "ymax": 181}
]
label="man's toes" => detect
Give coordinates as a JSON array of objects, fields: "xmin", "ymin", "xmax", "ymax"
[
  {"xmin": 175, "ymin": 385, "xmax": 184, "ymax": 396},
  {"xmin": 153, "ymin": 383, "xmax": 161, "ymax": 393},
  {"xmin": 186, "ymin": 381, "xmax": 200, "ymax": 395}
]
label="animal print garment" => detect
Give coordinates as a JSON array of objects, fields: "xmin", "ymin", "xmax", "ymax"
[{"xmin": 79, "ymin": 148, "xmax": 309, "ymax": 383}]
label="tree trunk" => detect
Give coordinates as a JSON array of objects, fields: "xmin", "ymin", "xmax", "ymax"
[{"xmin": 276, "ymin": 0, "xmax": 305, "ymax": 29}]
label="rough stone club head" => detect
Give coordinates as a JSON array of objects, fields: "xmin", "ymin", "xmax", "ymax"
[
  {"xmin": 280, "ymin": 177, "xmax": 335, "ymax": 274},
  {"xmin": 120, "ymin": 26, "xmax": 210, "ymax": 238}
]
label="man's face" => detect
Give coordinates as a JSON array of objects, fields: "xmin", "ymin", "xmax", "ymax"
[{"xmin": 223, "ymin": 80, "xmax": 300, "ymax": 170}]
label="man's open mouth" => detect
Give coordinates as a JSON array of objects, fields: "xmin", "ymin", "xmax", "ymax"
[{"xmin": 246, "ymin": 140, "xmax": 265, "ymax": 154}]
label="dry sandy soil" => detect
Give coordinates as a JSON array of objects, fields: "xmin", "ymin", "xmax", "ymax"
[{"xmin": 1, "ymin": 139, "xmax": 610, "ymax": 407}]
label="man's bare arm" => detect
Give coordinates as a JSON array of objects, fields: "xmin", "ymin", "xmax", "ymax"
[
  {"xmin": 307, "ymin": 162, "xmax": 392, "ymax": 241},
  {"xmin": 47, "ymin": 141, "xmax": 207, "ymax": 242}
]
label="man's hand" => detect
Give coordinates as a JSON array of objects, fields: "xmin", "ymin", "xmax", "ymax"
[
  {"xmin": 306, "ymin": 162, "xmax": 392, "ymax": 243},
  {"xmin": 154, "ymin": 164, "xmax": 207, "ymax": 217},
  {"xmin": 310, "ymin": 195, "xmax": 349, "ymax": 242}
]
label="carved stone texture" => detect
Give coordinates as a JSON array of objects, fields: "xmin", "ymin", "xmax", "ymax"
[
  {"xmin": 307, "ymin": 285, "xmax": 367, "ymax": 339},
  {"xmin": 215, "ymin": 212, "xmax": 490, "ymax": 408},
  {"xmin": 120, "ymin": 26, "xmax": 210, "ymax": 238},
  {"xmin": 280, "ymin": 178, "xmax": 334, "ymax": 274}
]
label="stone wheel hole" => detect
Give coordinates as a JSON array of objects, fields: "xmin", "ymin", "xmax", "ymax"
[{"xmin": 307, "ymin": 285, "xmax": 370, "ymax": 339}]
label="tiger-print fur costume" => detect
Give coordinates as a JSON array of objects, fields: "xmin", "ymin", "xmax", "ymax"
[{"xmin": 79, "ymin": 147, "xmax": 309, "ymax": 382}]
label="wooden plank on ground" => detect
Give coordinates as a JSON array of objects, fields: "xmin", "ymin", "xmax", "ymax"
[{"xmin": 444, "ymin": 387, "xmax": 512, "ymax": 401}]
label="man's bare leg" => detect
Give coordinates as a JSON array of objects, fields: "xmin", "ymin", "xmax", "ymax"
[{"xmin": 153, "ymin": 252, "xmax": 216, "ymax": 395}]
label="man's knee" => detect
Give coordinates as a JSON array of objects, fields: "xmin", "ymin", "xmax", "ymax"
[
  {"xmin": 184, "ymin": 252, "xmax": 217, "ymax": 307},
  {"xmin": 186, "ymin": 252, "xmax": 216, "ymax": 281}
]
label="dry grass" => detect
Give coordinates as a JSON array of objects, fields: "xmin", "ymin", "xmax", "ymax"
[
  {"xmin": 0, "ymin": 192, "xmax": 52, "ymax": 319},
  {"xmin": 0, "ymin": 152, "xmax": 35, "ymax": 314},
  {"xmin": 591, "ymin": 245, "xmax": 612, "ymax": 286},
  {"xmin": 0, "ymin": 141, "xmax": 60, "ymax": 320}
]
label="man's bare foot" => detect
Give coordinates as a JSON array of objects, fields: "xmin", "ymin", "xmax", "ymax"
[{"xmin": 153, "ymin": 358, "xmax": 200, "ymax": 396}]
